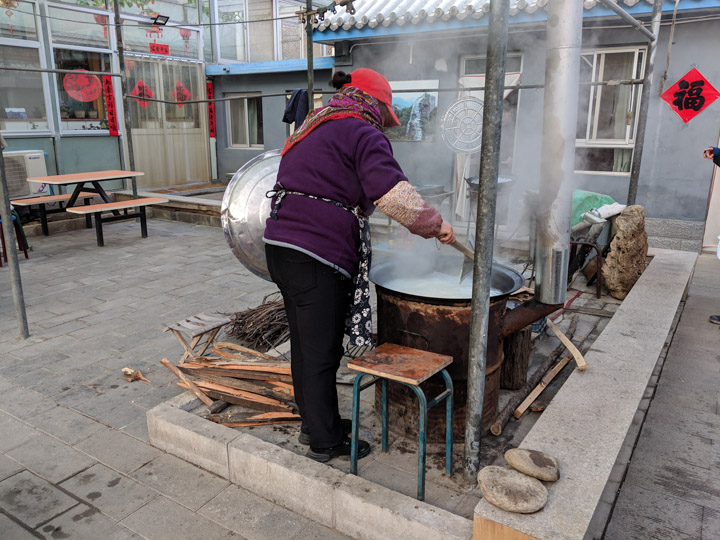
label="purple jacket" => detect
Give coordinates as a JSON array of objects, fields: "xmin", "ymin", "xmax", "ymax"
[{"xmin": 264, "ymin": 118, "xmax": 440, "ymax": 276}]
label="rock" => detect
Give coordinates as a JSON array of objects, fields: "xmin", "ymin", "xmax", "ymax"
[
  {"xmin": 477, "ymin": 466, "xmax": 548, "ymax": 514},
  {"xmin": 505, "ymin": 448, "xmax": 560, "ymax": 482},
  {"xmin": 602, "ymin": 205, "xmax": 648, "ymax": 300}
]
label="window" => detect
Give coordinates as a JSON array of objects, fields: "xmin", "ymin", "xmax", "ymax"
[
  {"xmin": 276, "ymin": 0, "xmax": 324, "ymax": 61},
  {"xmin": 0, "ymin": 0, "xmax": 37, "ymax": 40},
  {"xmin": 55, "ymin": 49, "xmax": 111, "ymax": 131},
  {"xmin": 575, "ymin": 47, "xmax": 645, "ymax": 174},
  {"xmin": 461, "ymin": 54, "xmax": 522, "ymax": 177},
  {"xmin": 218, "ymin": 0, "xmax": 247, "ymax": 61},
  {"xmin": 228, "ymin": 94, "xmax": 263, "ymax": 147},
  {"xmin": 49, "ymin": 7, "xmax": 110, "ymax": 48},
  {"xmin": 0, "ymin": 45, "xmax": 48, "ymax": 132}
]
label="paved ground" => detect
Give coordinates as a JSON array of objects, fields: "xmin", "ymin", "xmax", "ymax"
[
  {"xmin": 0, "ymin": 220, "xmax": 348, "ymax": 539},
  {"xmin": 0, "ymin": 217, "xmax": 716, "ymax": 539},
  {"xmin": 603, "ymin": 252, "xmax": 720, "ymax": 539}
]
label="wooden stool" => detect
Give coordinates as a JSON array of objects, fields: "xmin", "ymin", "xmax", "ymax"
[
  {"xmin": 164, "ymin": 313, "xmax": 231, "ymax": 363},
  {"xmin": 347, "ymin": 343, "xmax": 454, "ymax": 501}
]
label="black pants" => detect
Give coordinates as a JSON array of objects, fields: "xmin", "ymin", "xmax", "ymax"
[{"xmin": 265, "ymin": 244, "xmax": 352, "ymax": 448}]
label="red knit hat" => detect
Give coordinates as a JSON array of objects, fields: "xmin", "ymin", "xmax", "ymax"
[{"xmin": 344, "ymin": 68, "xmax": 401, "ymax": 127}]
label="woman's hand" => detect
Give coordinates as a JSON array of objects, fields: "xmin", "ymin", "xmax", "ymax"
[
  {"xmin": 704, "ymin": 147, "xmax": 715, "ymax": 160},
  {"xmin": 436, "ymin": 220, "xmax": 456, "ymax": 245}
]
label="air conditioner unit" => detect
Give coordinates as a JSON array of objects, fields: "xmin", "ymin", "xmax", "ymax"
[{"xmin": 4, "ymin": 150, "xmax": 50, "ymax": 199}]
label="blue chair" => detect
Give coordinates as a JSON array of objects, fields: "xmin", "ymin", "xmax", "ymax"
[{"xmin": 0, "ymin": 211, "xmax": 29, "ymax": 267}]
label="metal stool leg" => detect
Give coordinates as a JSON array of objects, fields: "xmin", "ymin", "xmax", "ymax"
[
  {"xmin": 409, "ymin": 385, "xmax": 428, "ymax": 501},
  {"xmin": 440, "ymin": 369, "xmax": 454, "ymax": 475},
  {"xmin": 381, "ymin": 378, "xmax": 389, "ymax": 451},
  {"xmin": 351, "ymin": 373, "xmax": 364, "ymax": 475}
]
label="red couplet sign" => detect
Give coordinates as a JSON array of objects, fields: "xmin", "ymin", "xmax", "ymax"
[
  {"xmin": 102, "ymin": 75, "xmax": 119, "ymax": 136},
  {"xmin": 64, "ymin": 70, "xmax": 102, "ymax": 102},
  {"xmin": 661, "ymin": 68, "xmax": 719, "ymax": 123},
  {"xmin": 206, "ymin": 81, "xmax": 216, "ymax": 137},
  {"xmin": 149, "ymin": 42, "xmax": 170, "ymax": 55}
]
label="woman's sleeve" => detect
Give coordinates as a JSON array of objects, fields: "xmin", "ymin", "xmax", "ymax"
[
  {"xmin": 374, "ymin": 182, "xmax": 443, "ymax": 239},
  {"xmin": 354, "ymin": 126, "xmax": 443, "ymax": 239}
]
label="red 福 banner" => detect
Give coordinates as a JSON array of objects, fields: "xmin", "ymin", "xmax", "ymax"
[
  {"xmin": 102, "ymin": 75, "xmax": 119, "ymax": 136},
  {"xmin": 207, "ymin": 81, "xmax": 216, "ymax": 138}
]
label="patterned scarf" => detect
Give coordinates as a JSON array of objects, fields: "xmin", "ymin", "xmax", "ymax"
[{"xmin": 281, "ymin": 87, "xmax": 383, "ymax": 155}]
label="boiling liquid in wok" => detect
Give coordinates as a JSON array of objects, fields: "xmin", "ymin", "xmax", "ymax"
[{"xmin": 378, "ymin": 271, "xmax": 503, "ymax": 299}]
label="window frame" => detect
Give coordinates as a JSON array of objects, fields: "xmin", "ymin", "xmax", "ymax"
[
  {"xmin": 226, "ymin": 92, "xmax": 264, "ymax": 149},
  {"xmin": 0, "ymin": 38, "xmax": 54, "ymax": 135},
  {"xmin": 575, "ymin": 45, "xmax": 647, "ymax": 176}
]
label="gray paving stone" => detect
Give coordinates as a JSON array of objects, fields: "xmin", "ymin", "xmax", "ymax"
[
  {"xmin": 0, "ymin": 513, "xmax": 38, "ymax": 539},
  {"xmin": 69, "ymin": 395, "xmax": 146, "ymax": 430},
  {"xmin": 131, "ymin": 453, "xmax": 229, "ymax": 511},
  {"xmin": 7, "ymin": 433, "xmax": 96, "ymax": 484},
  {"xmin": 0, "ymin": 454, "xmax": 23, "ymax": 483},
  {"xmin": 59, "ymin": 463, "xmax": 157, "ymax": 521},
  {"xmin": 293, "ymin": 522, "xmax": 351, "ymax": 540},
  {"xmin": 74, "ymin": 428, "xmax": 160, "ymax": 474},
  {"xmin": 0, "ymin": 385, "xmax": 61, "ymax": 420},
  {"xmin": 702, "ymin": 506, "xmax": 720, "ymax": 539},
  {"xmin": 120, "ymin": 416, "xmax": 150, "ymax": 443},
  {"xmin": 39, "ymin": 504, "xmax": 141, "ymax": 540},
  {"xmin": 26, "ymin": 404, "xmax": 106, "ymax": 446},
  {"xmin": 0, "ymin": 470, "xmax": 78, "ymax": 528},
  {"xmin": 199, "ymin": 484, "xmax": 309, "ymax": 540},
  {"xmin": 121, "ymin": 496, "xmax": 236, "ymax": 540},
  {"xmin": 606, "ymin": 483, "xmax": 702, "ymax": 539},
  {"xmin": 0, "ymin": 412, "xmax": 39, "ymax": 453}
]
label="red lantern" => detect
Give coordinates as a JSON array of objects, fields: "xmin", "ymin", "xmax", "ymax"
[
  {"xmin": 93, "ymin": 14, "xmax": 108, "ymax": 39},
  {"xmin": 179, "ymin": 28, "xmax": 191, "ymax": 55}
]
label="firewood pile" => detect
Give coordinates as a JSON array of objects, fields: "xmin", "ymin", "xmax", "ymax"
[
  {"xmin": 225, "ymin": 294, "xmax": 290, "ymax": 352},
  {"xmin": 161, "ymin": 342, "xmax": 300, "ymax": 428}
]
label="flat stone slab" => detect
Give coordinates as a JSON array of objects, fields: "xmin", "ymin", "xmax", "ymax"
[
  {"xmin": 474, "ymin": 248, "xmax": 698, "ymax": 539},
  {"xmin": 505, "ymin": 449, "xmax": 559, "ymax": 482},
  {"xmin": 477, "ymin": 466, "xmax": 547, "ymax": 514}
]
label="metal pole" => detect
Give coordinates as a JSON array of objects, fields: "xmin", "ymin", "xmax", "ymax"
[
  {"xmin": 535, "ymin": 0, "xmax": 583, "ymax": 305},
  {"xmin": 305, "ymin": 1, "xmax": 315, "ymax": 112},
  {"xmin": 463, "ymin": 0, "xmax": 509, "ymax": 483},
  {"xmin": 627, "ymin": 0, "xmax": 663, "ymax": 205},
  {"xmin": 596, "ymin": 0, "xmax": 656, "ymax": 42},
  {"xmin": 112, "ymin": 0, "xmax": 138, "ymax": 197},
  {"xmin": 0, "ymin": 137, "xmax": 30, "ymax": 339}
]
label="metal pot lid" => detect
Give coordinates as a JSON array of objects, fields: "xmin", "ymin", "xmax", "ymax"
[{"xmin": 221, "ymin": 149, "xmax": 281, "ymax": 281}]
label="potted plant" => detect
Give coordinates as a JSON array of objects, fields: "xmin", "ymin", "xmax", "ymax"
[{"xmin": 60, "ymin": 102, "xmax": 72, "ymax": 118}]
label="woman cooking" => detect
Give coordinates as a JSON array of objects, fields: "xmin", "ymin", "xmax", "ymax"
[{"xmin": 264, "ymin": 68, "xmax": 456, "ymax": 463}]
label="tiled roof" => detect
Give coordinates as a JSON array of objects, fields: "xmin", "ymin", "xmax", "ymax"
[{"xmin": 316, "ymin": 0, "xmax": 652, "ymax": 32}]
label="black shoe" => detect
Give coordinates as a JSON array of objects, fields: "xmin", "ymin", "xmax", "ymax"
[
  {"xmin": 710, "ymin": 315, "xmax": 720, "ymax": 325},
  {"xmin": 298, "ymin": 418, "xmax": 352, "ymax": 445},
  {"xmin": 306, "ymin": 436, "xmax": 371, "ymax": 463}
]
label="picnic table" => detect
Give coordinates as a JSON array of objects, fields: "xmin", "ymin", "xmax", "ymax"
[
  {"xmin": 26, "ymin": 170, "xmax": 144, "ymax": 207},
  {"xmin": 15, "ymin": 170, "xmax": 167, "ymax": 246}
]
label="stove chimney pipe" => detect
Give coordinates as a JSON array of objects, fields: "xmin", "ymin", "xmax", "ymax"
[{"xmin": 534, "ymin": 0, "xmax": 583, "ymax": 305}]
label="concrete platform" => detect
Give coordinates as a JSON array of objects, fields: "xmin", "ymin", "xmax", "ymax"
[
  {"xmin": 473, "ymin": 248, "xmax": 698, "ymax": 539},
  {"xmin": 147, "ymin": 392, "xmax": 474, "ymax": 540}
]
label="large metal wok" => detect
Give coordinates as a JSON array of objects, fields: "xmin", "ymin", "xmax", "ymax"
[{"xmin": 221, "ymin": 149, "xmax": 281, "ymax": 281}]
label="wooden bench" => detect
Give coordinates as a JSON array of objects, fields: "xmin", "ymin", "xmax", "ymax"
[
  {"xmin": 12, "ymin": 192, "xmax": 96, "ymax": 236},
  {"xmin": 66, "ymin": 197, "xmax": 168, "ymax": 246}
]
